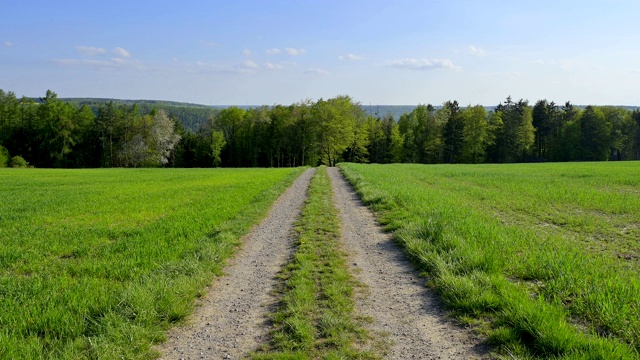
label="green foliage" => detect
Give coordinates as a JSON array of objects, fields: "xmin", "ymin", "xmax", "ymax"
[
  {"xmin": 2, "ymin": 88, "xmax": 640, "ymax": 167},
  {"xmin": 312, "ymin": 96, "xmax": 364, "ymax": 166},
  {"xmin": 210, "ymin": 130, "xmax": 226, "ymax": 167},
  {"xmin": 10, "ymin": 155, "xmax": 28, "ymax": 168},
  {"xmin": 339, "ymin": 162, "xmax": 640, "ymax": 359},
  {"xmin": 580, "ymin": 106, "xmax": 612, "ymax": 161},
  {"xmin": 255, "ymin": 167, "xmax": 378, "ymax": 359},
  {"xmin": 0, "ymin": 167, "xmax": 303, "ymax": 358},
  {"xmin": 461, "ymin": 105, "xmax": 489, "ymax": 163},
  {"xmin": 0, "ymin": 145, "xmax": 9, "ymax": 167}
]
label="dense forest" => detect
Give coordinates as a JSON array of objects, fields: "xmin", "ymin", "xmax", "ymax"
[{"xmin": 1, "ymin": 89, "xmax": 639, "ymax": 168}]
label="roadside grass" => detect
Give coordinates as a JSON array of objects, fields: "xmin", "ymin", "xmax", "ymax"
[
  {"xmin": 0, "ymin": 167, "xmax": 303, "ymax": 359},
  {"xmin": 339, "ymin": 162, "xmax": 640, "ymax": 359},
  {"xmin": 253, "ymin": 166, "xmax": 379, "ymax": 360}
]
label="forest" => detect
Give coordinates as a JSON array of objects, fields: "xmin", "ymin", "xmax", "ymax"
[{"xmin": 1, "ymin": 89, "xmax": 639, "ymax": 168}]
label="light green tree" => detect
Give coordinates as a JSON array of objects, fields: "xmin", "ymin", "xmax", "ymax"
[
  {"xmin": 0, "ymin": 145, "xmax": 9, "ymax": 167},
  {"xmin": 211, "ymin": 130, "xmax": 226, "ymax": 167},
  {"xmin": 461, "ymin": 105, "xmax": 489, "ymax": 163},
  {"xmin": 312, "ymin": 95, "xmax": 360, "ymax": 166}
]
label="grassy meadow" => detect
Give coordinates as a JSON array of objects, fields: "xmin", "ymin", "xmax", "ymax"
[
  {"xmin": 0, "ymin": 167, "xmax": 303, "ymax": 359},
  {"xmin": 339, "ymin": 162, "xmax": 640, "ymax": 359}
]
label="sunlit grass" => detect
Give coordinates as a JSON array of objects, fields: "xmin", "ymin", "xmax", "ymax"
[
  {"xmin": 0, "ymin": 167, "xmax": 303, "ymax": 359},
  {"xmin": 339, "ymin": 162, "xmax": 640, "ymax": 359}
]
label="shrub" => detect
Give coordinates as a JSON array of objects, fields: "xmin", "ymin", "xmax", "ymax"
[{"xmin": 10, "ymin": 155, "xmax": 29, "ymax": 168}]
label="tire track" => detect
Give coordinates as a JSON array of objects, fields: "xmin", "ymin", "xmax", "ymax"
[
  {"xmin": 157, "ymin": 168, "xmax": 315, "ymax": 360},
  {"xmin": 327, "ymin": 167, "xmax": 487, "ymax": 359}
]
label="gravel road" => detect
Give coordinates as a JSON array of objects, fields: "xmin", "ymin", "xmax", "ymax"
[
  {"xmin": 327, "ymin": 167, "xmax": 487, "ymax": 359},
  {"xmin": 157, "ymin": 168, "xmax": 315, "ymax": 360},
  {"xmin": 158, "ymin": 167, "xmax": 486, "ymax": 359}
]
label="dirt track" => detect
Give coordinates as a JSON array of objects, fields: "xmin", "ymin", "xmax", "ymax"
[
  {"xmin": 157, "ymin": 168, "xmax": 315, "ymax": 360},
  {"xmin": 328, "ymin": 167, "xmax": 486, "ymax": 359},
  {"xmin": 158, "ymin": 167, "xmax": 486, "ymax": 359}
]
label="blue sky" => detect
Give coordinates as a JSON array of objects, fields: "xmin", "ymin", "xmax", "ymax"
[{"xmin": 2, "ymin": 0, "xmax": 639, "ymax": 106}]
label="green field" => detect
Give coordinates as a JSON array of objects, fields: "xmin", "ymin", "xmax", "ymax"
[
  {"xmin": 339, "ymin": 162, "xmax": 640, "ymax": 359},
  {"xmin": 0, "ymin": 167, "xmax": 303, "ymax": 359}
]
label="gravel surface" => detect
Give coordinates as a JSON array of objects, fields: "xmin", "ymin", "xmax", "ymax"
[
  {"xmin": 157, "ymin": 168, "xmax": 315, "ymax": 360},
  {"xmin": 328, "ymin": 167, "xmax": 487, "ymax": 359}
]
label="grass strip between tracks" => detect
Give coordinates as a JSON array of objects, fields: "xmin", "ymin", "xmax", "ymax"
[{"xmin": 254, "ymin": 166, "xmax": 379, "ymax": 360}]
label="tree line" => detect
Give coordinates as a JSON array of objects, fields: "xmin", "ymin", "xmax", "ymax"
[{"xmin": 1, "ymin": 89, "xmax": 639, "ymax": 168}]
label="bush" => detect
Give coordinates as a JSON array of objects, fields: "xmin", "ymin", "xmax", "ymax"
[
  {"xmin": 10, "ymin": 155, "xmax": 29, "ymax": 168},
  {"xmin": 0, "ymin": 145, "xmax": 9, "ymax": 167}
]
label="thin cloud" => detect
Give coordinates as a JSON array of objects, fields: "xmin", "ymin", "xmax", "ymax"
[
  {"xmin": 384, "ymin": 58, "xmax": 459, "ymax": 71},
  {"xmin": 338, "ymin": 53, "xmax": 364, "ymax": 61},
  {"xmin": 243, "ymin": 60, "xmax": 258, "ymax": 69},
  {"xmin": 201, "ymin": 40, "xmax": 220, "ymax": 47},
  {"xmin": 113, "ymin": 47, "xmax": 131, "ymax": 58},
  {"xmin": 467, "ymin": 45, "xmax": 486, "ymax": 56},
  {"xmin": 266, "ymin": 48, "xmax": 281, "ymax": 55},
  {"xmin": 243, "ymin": 49, "xmax": 252, "ymax": 56},
  {"xmin": 195, "ymin": 60, "xmax": 259, "ymax": 74},
  {"xmin": 53, "ymin": 56, "xmax": 144, "ymax": 70},
  {"xmin": 54, "ymin": 58, "xmax": 130, "ymax": 68},
  {"xmin": 3, "ymin": 41, "xmax": 13, "ymax": 47},
  {"xmin": 285, "ymin": 48, "xmax": 306, "ymax": 56},
  {"xmin": 305, "ymin": 67, "xmax": 329, "ymax": 75},
  {"xmin": 265, "ymin": 62, "xmax": 283, "ymax": 70},
  {"xmin": 76, "ymin": 46, "xmax": 108, "ymax": 56}
]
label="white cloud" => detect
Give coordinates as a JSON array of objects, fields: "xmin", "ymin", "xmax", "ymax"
[
  {"xmin": 243, "ymin": 49, "xmax": 252, "ymax": 56},
  {"xmin": 338, "ymin": 53, "xmax": 364, "ymax": 61},
  {"xmin": 266, "ymin": 48, "xmax": 281, "ymax": 55},
  {"xmin": 305, "ymin": 67, "xmax": 329, "ymax": 75},
  {"xmin": 113, "ymin": 47, "xmax": 131, "ymax": 58},
  {"xmin": 285, "ymin": 48, "xmax": 306, "ymax": 56},
  {"xmin": 467, "ymin": 45, "xmax": 486, "ymax": 56},
  {"xmin": 384, "ymin": 58, "xmax": 459, "ymax": 71},
  {"xmin": 53, "ymin": 56, "xmax": 144, "ymax": 70},
  {"xmin": 76, "ymin": 46, "xmax": 108, "ymax": 56},
  {"xmin": 265, "ymin": 62, "xmax": 283, "ymax": 70},
  {"xmin": 3, "ymin": 41, "xmax": 13, "ymax": 47},
  {"xmin": 243, "ymin": 60, "xmax": 258, "ymax": 69}
]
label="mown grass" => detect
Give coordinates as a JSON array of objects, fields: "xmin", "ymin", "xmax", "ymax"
[
  {"xmin": 254, "ymin": 166, "xmax": 378, "ymax": 360},
  {"xmin": 339, "ymin": 162, "xmax": 640, "ymax": 359},
  {"xmin": 0, "ymin": 167, "xmax": 303, "ymax": 359}
]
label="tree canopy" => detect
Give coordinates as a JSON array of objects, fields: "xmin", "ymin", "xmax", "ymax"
[{"xmin": 1, "ymin": 89, "xmax": 639, "ymax": 168}]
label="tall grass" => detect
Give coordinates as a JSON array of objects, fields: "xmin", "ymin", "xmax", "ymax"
[
  {"xmin": 254, "ymin": 166, "xmax": 378, "ymax": 359},
  {"xmin": 339, "ymin": 162, "xmax": 640, "ymax": 359},
  {"xmin": 0, "ymin": 168, "xmax": 303, "ymax": 359}
]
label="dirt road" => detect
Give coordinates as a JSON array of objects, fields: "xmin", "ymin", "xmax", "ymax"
[
  {"xmin": 157, "ymin": 168, "xmax": 315, "ymax": 360},
  {"xmin": 328, "ymin": 167, "xmax": 486, "ymax": 359},
  {"xmin": 159, "ymin": 167, "xmax": 485, "ymax": 359}
]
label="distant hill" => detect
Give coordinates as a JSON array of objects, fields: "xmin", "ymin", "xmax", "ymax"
[
  {"xmin": 59, "ymin": 98, "xmax": 218, "ymax": 132},
  {"xmin": 59, "ymin": 98, "xmax": 212, "ymax": 108}
]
